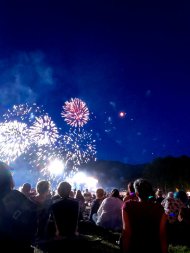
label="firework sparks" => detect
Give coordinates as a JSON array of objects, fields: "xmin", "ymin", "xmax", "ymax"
[
  {"xmin": 3, "ymin": 103, "xmax": 44, "ymax": 123},
  {"xmin": 29, "ymin": 115, "xmax": 59, "ymax": 146},
  {"xmin": 24, "ymin": 140, "xmax": 66, "ymax": 168},
  {"xmin": 1, "ymin": 101, "xmax": 97, "ymax": 184},
  {"xmin": 22, "ymin": 142, "xmax": 68, "ymax": 185},
  {"xmin": 61, "ymin": 98, "xmax": 90, "ymax": 127},
  {"xmin": 63, "ymin": 128, "xmax": 97, "ymax": 166},
  {"xmin": 0, "ymin": 121, "xmax": 30, "ymax": 162}
]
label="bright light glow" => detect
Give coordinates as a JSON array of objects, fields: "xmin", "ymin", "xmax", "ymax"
[
  {"xmin": 47, "ymin": 159, "xmax": 64, "ymax": 175},
  {"xmin": 87, "ymin": 177, "xmax": 98, "ymax": 188},
  {"xmin": 70, "ymin": 172, "xmax": 98, "ymax": 191},
  {"xmin": 72, "ymin": 172, "xmax": 86, "ymax": 184},
  {"xmin": 119, "ymin": 111, "xmax": 126, "ymax": 118}
]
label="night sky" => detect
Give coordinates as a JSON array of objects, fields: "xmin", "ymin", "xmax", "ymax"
[{"xmin": 0, "ymin": 0, "xmax": 190, "ymax": 164}]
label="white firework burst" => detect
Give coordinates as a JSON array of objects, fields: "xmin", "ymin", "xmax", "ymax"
[
  {"xmin": 0, "ymin": 121, "xmax": 30, "ymax": 162},
  {"xmin": 29, "ymin": 115, "xmax": 59, "ymax": 146}
]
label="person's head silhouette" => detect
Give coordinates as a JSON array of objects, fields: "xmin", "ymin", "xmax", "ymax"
[{"xmin": 0, "ymin": 161, "xmax": 14, "ymax": 198}]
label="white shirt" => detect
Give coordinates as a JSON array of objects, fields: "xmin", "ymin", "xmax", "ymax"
[{"xmin": 96, "ymin": 196, "xmax": 123, "ymax": 231}]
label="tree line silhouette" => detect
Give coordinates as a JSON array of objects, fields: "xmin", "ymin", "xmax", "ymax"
[{"xmin": 79, "ymin": 155, "xmax": 190, "ymax": 192}]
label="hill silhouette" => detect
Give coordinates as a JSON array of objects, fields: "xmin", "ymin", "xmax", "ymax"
[
  {"xmin": 79, "ymin": 160, "xmax": 146, "ymax": 189},
  {"xmin": 79, "ymin": 155, "xmax": 190, "ymax": 191}
]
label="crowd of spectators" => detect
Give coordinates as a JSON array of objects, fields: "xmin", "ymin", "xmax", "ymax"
[{"xmin": 0, "ymin": 161, "xmax": 190, "ymax": 252}]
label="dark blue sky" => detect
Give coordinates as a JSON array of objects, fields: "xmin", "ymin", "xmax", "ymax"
[{"xmin": 0, "ymin": 0, "xmax": 190, "ymax": 164}]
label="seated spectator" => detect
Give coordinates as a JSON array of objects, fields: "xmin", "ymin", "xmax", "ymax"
[
  {"xmin": 155, "ymin": 189, "xmax": 164, "ymax": 204},
  {"xmin": 20, "ymin": 182, "xmax": 32, "ymax": 198},
  {"xmin": 51, "ymin": 181, "xmax": 79, "ymax": 237},
  {"xmin": 123, "ymin": 182, "xmax": 138, "ymax": 202},
  {"xmin": 96, "ymin": 188, "xmax": 123, "ymax": 232},
  {"xmin": 89, "ymin": 188, "xmax": 105, "ymax": 222},
  {"xmin": 83, "ymin": 188, "xmax": 92, "ymax": 203},
  {"xmin": 69, "ymin": 190, "xmax": 75, "ymax": 198},
  {"xmin": 75, "ymin": 190, "xmax": 85, "ymax": 220},
  {"xmin": 121, "ymin": 178, "xmax": 168, "ymax": 253},
  {"xmin": 0, "ymin": 162, "xmax": 37, "ymax": 252},
  {"xmin": 38, "ymin": 183, "xmax": 93, "ymax": 253},
  {"xmin": 32, "ymin": 180, "xmax": 52, "ymax": 241},
  {"xmin": 161, "ymin": 191, "xmax": 186, "ymax": 224},
  {"xmin": 32, "ymin": 180, "xmax": 51, "ymax": 204}
]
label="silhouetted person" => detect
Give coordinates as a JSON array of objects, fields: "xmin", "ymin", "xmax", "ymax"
[
  {"xmin": 155, "ymin": 189, "xmax": 164, "ymax": 204},
  {"xmin": 121, "ymin": 178, "xmax": 168, "ymax": 253},
  {"xmin": 32, "ymin": 180, "xmax": 52, "ymax": 241},
  {"xmin": 0, "ymin": 162, "xmax": 37, "ymax": 252},
  {"xmin": 96, "ymin": 188, "xmax": 123, "ymax": 232},
  {"xmin": 89, "ymin": 188, "xmax": 105, "ymax": 222},
  {"xmin": 75, "ymin": 189, "xmax": 85, "ymax": 220},
  {"xmin": 20, "ymin": 182, "xmax": 32, "ymax": 198},
  {"xmin": 123, "ymin": 182, "xmax": 138, "ymax": 202},
  {"xmin": 51, "ymin": 181, "xmax": 79, "ymax": 237}
]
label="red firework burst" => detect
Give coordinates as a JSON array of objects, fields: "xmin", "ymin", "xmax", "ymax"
[{"xmin": 61, "ymin": 98, "xmax": 90, "ymax": 127}]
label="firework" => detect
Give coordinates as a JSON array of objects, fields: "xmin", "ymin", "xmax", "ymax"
[
  {"xmin": 27, "ymin": 144, "xmax": 58, "ymax": 168},
  {"xmin": 63, "ymin": 128, "xmax": 97, "ymax": 166},
  {"xmin": 61, "ymin": 98, "xmax": 90, "ymax": 127},
  {"xmin": 22, "ymin": 142, "xmax": 68, "ymax": 186},
  {"xmin": 47, "ymin": 159, "xmax": 64, "ymax": 175},
  {"xmin": 0, "ymin": 121, "xmax": 30, "ymax": 163},
  {"xmin": 29, "ymin": 115, "xmax": 59, "ymax": 146},
  {"xmin": 3, "ymin": 103, "xmax": 44, "ymax": 123},
  {"xmin": 119, "ymin": 111, "xmax": 126, "ymax": 118}
]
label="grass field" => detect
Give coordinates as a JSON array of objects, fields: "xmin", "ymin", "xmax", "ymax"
[{"xmin": 33, "ymin": 237, "xmax": 190, "ymax": 253}]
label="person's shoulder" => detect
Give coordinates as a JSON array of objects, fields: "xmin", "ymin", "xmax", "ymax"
[
  {"xmin": 11, "ymin": 189, "xmax": 31, "ymax": 199},
  {"xmin": 4, "ymin": 189, "xmax": 37, "ymax": 207},
  {"xmin": 123, "ymin": 199, "xmax": 139, "ymax": 209},
  {"xmin": 8, "ymin": 189, "xmax": 25, "ymax": 197},
  {"xmin": 53, "ymin": 197, "xmax": 79, "ymax": 206}
]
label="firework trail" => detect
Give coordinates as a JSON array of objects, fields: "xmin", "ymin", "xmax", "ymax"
[
  {"xmin": 0, "ymin": 121, "xmax": 30, "ymax": 163},
  {"xmin": 3, "ymin": 103, "xmax": 44, "ymax": 123},
  {"xmin": 63, "ymin": 128, "xmax": 97, "ymax": 167},
  {"xmin": 61, "ymin": 98, "xmax": 90, "ymax": 127},
  {"xmin": 29, "ymin": 114, "xmax": 59, "ymax": 146}
]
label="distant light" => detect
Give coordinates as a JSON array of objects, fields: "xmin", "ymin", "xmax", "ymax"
[
  {"xmin": 47, "ymin": 159, "xmax": 64, "ymax": 175},
  {"xmin": 71, "ymin": 172, "xmax": 98, "ymax": 191},
  {"xmin": 119, "ymin": 111, "xmax": 126, "ymax": 118},
  {"xmin": 87, "ymin": 177, "xmax": 98, "ymax": 188},
  {"xmin": 72, "ymin": 172, "xmax": 86, "ymax": 184}
]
